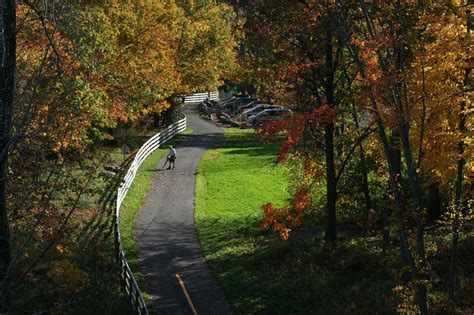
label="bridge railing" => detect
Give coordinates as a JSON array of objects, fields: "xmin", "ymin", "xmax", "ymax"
[{"xmin": 113, "ymin": 111, "xmax": 187, "ymax": 315}]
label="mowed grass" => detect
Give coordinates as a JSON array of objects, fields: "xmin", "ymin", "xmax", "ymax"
[
  {"xmin": 195, "ymin": 128, "xmax": 290, "ymax": 313},
  {"xmin": 118, "ymin": 129, "xmax": 192, "ymax": 290},
  {"xmin": 195, "ymin": 128, "xmax": 397, "ymax": 314}
]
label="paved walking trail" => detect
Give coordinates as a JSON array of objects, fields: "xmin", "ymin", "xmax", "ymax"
[{"xmin": 134, "ymin": 105, "xmax": 230, "ymax": 314}]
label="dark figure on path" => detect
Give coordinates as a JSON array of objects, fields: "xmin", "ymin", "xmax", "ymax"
[{"xmin": 163, "ymin": 145, "xmax": 176, "ymax": 169}]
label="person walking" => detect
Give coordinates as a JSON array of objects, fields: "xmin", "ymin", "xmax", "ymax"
[{"xmin": 163, "ymin": 145, "xmax": 176, "ymax": 170}]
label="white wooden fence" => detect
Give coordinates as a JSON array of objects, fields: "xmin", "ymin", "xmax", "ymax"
[
  {"xmin": 183, "ymin": 91, "xmax": 219, "ymax": 103},
  {"xmin": 113, "ymin": 111, "xmax": 187, "ymax": 315}
]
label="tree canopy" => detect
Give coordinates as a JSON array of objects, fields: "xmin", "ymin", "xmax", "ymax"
[{"xmin": 1, "ymin": 0, "xmax": 238, "ymax": 312}]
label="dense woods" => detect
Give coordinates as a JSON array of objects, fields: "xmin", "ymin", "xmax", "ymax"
[
  {"xmin": 0, "ymin": 0, "xmax": 472, "ymax": 313},
  {"xmin": 0, "ymin": 0, "xmax": 237, "ymax": 312},
  {"xmin": 232, "ymin": 0, "xmax": 472, "ymax": 313}
]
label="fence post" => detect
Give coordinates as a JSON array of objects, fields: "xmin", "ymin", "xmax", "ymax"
[
  {"xmin": 114, "ymin": 111, "xmax": 187, "ymax": 315},
  {"xmin": 114, "ymin": 214, "xmax": 119, "ymax": 263},
  {"xmin": 134, "ymin": 282, "xmax": 140, "ymax": 312}
]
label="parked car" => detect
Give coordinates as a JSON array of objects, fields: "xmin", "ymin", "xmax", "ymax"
[
  {"xmin": 218, "ymin": 95, "xmax": 235, "ymax": 103},
  {"xmin": 248, "ymin": 108, "xmax": 291, "ymax": 125},
  {"xmin": 233, "ymin": 93, "xmax": 250, "ymax": 98},
  {"xmin": 223, "ymin": 98, "xmax": 259, "ymax": 113},
  {"xmin": 238, "ymin": 100, "xmax": 265, "ymax": 113},
  {"xmin": 218, "ymin": 112, "xmax": 232, "ymax": 124},
  {"xmin": 218, "ymin": 96, "xmax": 238, "ymax": 108},
  {"xmin": 198, "ymin": 99, "xmax": 216, "ymax": 114},
  {"xmin": 218, "ymin": 94, "xmax": 250, "ymax": 107},
  {"xmin": 242, "ymin": 104, "xmax": 281, "ymax": 117}
]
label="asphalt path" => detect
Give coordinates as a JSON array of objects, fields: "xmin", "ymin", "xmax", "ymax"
[{"xmin": 134, "ymin": 104, "xmax": 230, "ymax": 314}]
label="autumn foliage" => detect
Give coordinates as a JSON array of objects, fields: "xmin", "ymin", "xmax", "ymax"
[
  {"xmin": 3, "ymin": 0, "xmax": 238, "ymax": 312},
  {"xmin": 261, "ymin": 188, "xmax": 311, "ymax": 240},
  {"xmin": 258, "ymin": 105, "xmax": 336, "ymax": 238},
  {"xmin": 259, "ymin": 105, "xmax": 336, "ymax": 162},
  {"xmin": 234, "ymin": 0, "xmax": 472, "ymax": 313},
  {"xmin": 1, "ymin": 0, "xmax": 472, "ymax": 313}
]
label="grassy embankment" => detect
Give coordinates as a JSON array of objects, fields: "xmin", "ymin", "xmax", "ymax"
[{"xmin": 195, "ymin": 128, "xmax": 398, "ymax": 314}]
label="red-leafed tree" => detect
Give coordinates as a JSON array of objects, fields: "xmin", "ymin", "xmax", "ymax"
[
  {"xmin": 259, "ymin": 105, "xmax": 336, "ymax": 239},
  {"xmin": 232, "ymin": 0, "xmax": 376, "ymax": 241}
]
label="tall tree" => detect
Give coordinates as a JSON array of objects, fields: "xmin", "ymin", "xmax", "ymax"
[
  {"xmin": 0, "ymin": 1, "xmax": 15, "ymax": 311},
  {"xmin": 233, "ymin": 0, "xmax": 362, "ymax": 242},
  {"xmin": 3, "ymin": 1, "xmax": 239, "ymax": 311}
]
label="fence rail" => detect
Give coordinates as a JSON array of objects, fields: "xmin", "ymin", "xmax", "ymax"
[
  {"xmin": 183, "ymin": 91, "xmax": 218, "ymax": 103},
  {"xmin": 113, "ymin": 111, "xmax": 187, "ymax": 315}
]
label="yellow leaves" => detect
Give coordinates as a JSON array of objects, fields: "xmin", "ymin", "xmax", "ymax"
[
  {"xmin": 141, "ymin": 100, "xmax": 171, "ymax": 116},
  {"xmin": 406, "ymin": 6, "xmax": 473, "ymax": 190},
  {"xmin": 193, "ymin": 20, "xmax": 211, "ymax": 33},
  {"xmin": 466, "ymin": 161, "xmax": 474, "ymax": 184},
  {"xmin": 56, "ymin": 244, "xmax": 71, "ymax": 255}
]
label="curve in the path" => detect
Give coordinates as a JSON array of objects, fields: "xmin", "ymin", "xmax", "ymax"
[{"xmin": 134, "ymin": 105, "xmax": 230, "ymax": 315}]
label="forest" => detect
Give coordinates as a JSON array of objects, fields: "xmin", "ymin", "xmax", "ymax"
[
  {"xmin": 232, "ymin": 1, "xmax": 473, "ymax": 313},
  {"xmin": 0, "ymin": 0, "xmax": 237, "ymax": 312},
  {"xmin": 0, "ymin": 0, "xmax": 472, "ymax": 314}
]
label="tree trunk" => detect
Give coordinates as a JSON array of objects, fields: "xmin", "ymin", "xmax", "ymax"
[
  {"xmin": 390, "ymin": 131, "xmax": 402, "ymax": 182},
  {"xmin": 359, "ymin": 147, "xmax": 371, "ymax": 216},
  {"xmin": 393, "ymin": 2, "xmax": 429, "ymax": 312},
  {"xmin": 0, "ymin": 1, "xmax": 16, "ymax": 312},
  {"xmin": 350, "ymin": 102, "xmax": 372, "ymax": 216},
  {"xmin": 448, "ymin": 4, "xmax": 471, "ymax": 308},
  {"xmin": 427, "ymin": 183, "xmax": 441, "ymax": 223},
  {"xmin": 162, "ymin": 96, "xmax": 181, "ymax": 126},
  {"xmin": 324, "ymin": 7, "xmax": 337, "ymax": 242},
  {"xmin": 346, "ymin": 3, "xmax": 429, "ymax": 312},
  {"xmin": 325, "ymin": 123, "xmax": 337, "ymax": 241},
  {"xmin": 386, "ymin": 129, "xmax": 401, "ymax": 246}
]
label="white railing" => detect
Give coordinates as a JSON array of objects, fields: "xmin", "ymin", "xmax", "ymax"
[
  {"xmin": 183, "ymin": 91, "xmax": 219, "ymax": 103},
  {"xmin": 113, "ymin": 112, "xmax": 187, "ymax": 315}
]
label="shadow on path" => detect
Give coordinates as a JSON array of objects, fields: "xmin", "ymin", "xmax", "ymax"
[{"xmin": 134, "ymin": 104, "xmax": 230, "ymax": 314}]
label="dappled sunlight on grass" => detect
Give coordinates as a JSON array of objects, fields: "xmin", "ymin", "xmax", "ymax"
[{"xmin": 195, "ymin": 128, "xmax": 398, "ymax": 314}]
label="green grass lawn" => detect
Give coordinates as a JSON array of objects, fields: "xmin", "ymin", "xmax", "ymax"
[
  {"xmin": 195, "ymin": 128, "xmax": 291, "ymax": 313},
  {"xmin": 118, "ymin": 128, "xmax": 192, "ymax": 296},
  {"xmin": 195, "ymin": 128, "xmax": 397, "ymax": 314}
]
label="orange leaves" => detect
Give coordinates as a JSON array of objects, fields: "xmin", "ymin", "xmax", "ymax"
[
  {"xmin": 303, "ymin": 159, "xmax": 318, "ymax": 177},
  {"xmin": 283, "ymin": 62, "xmax": 318, "ymax": 80},
  {"xmin": 307, "ymin": 104, "xmax": 337, "ymax": 124},
  {"xmin": 260, "ymin": 203, "xmax": 292, "ymax": 240},
  {"xmin": 291, "ymin": 188, "xmax": 311, "ymax": 213},
  {"xmin": 259, "ymin": 105, "xmax": 336, "ymax": 163},
  {"xmin": 260, "ymin": 187, "xmax": 311, "ymax": 240},
  {"xmin": 261, "ymin": 119, "xmax": 286, "ymax": 139}
]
